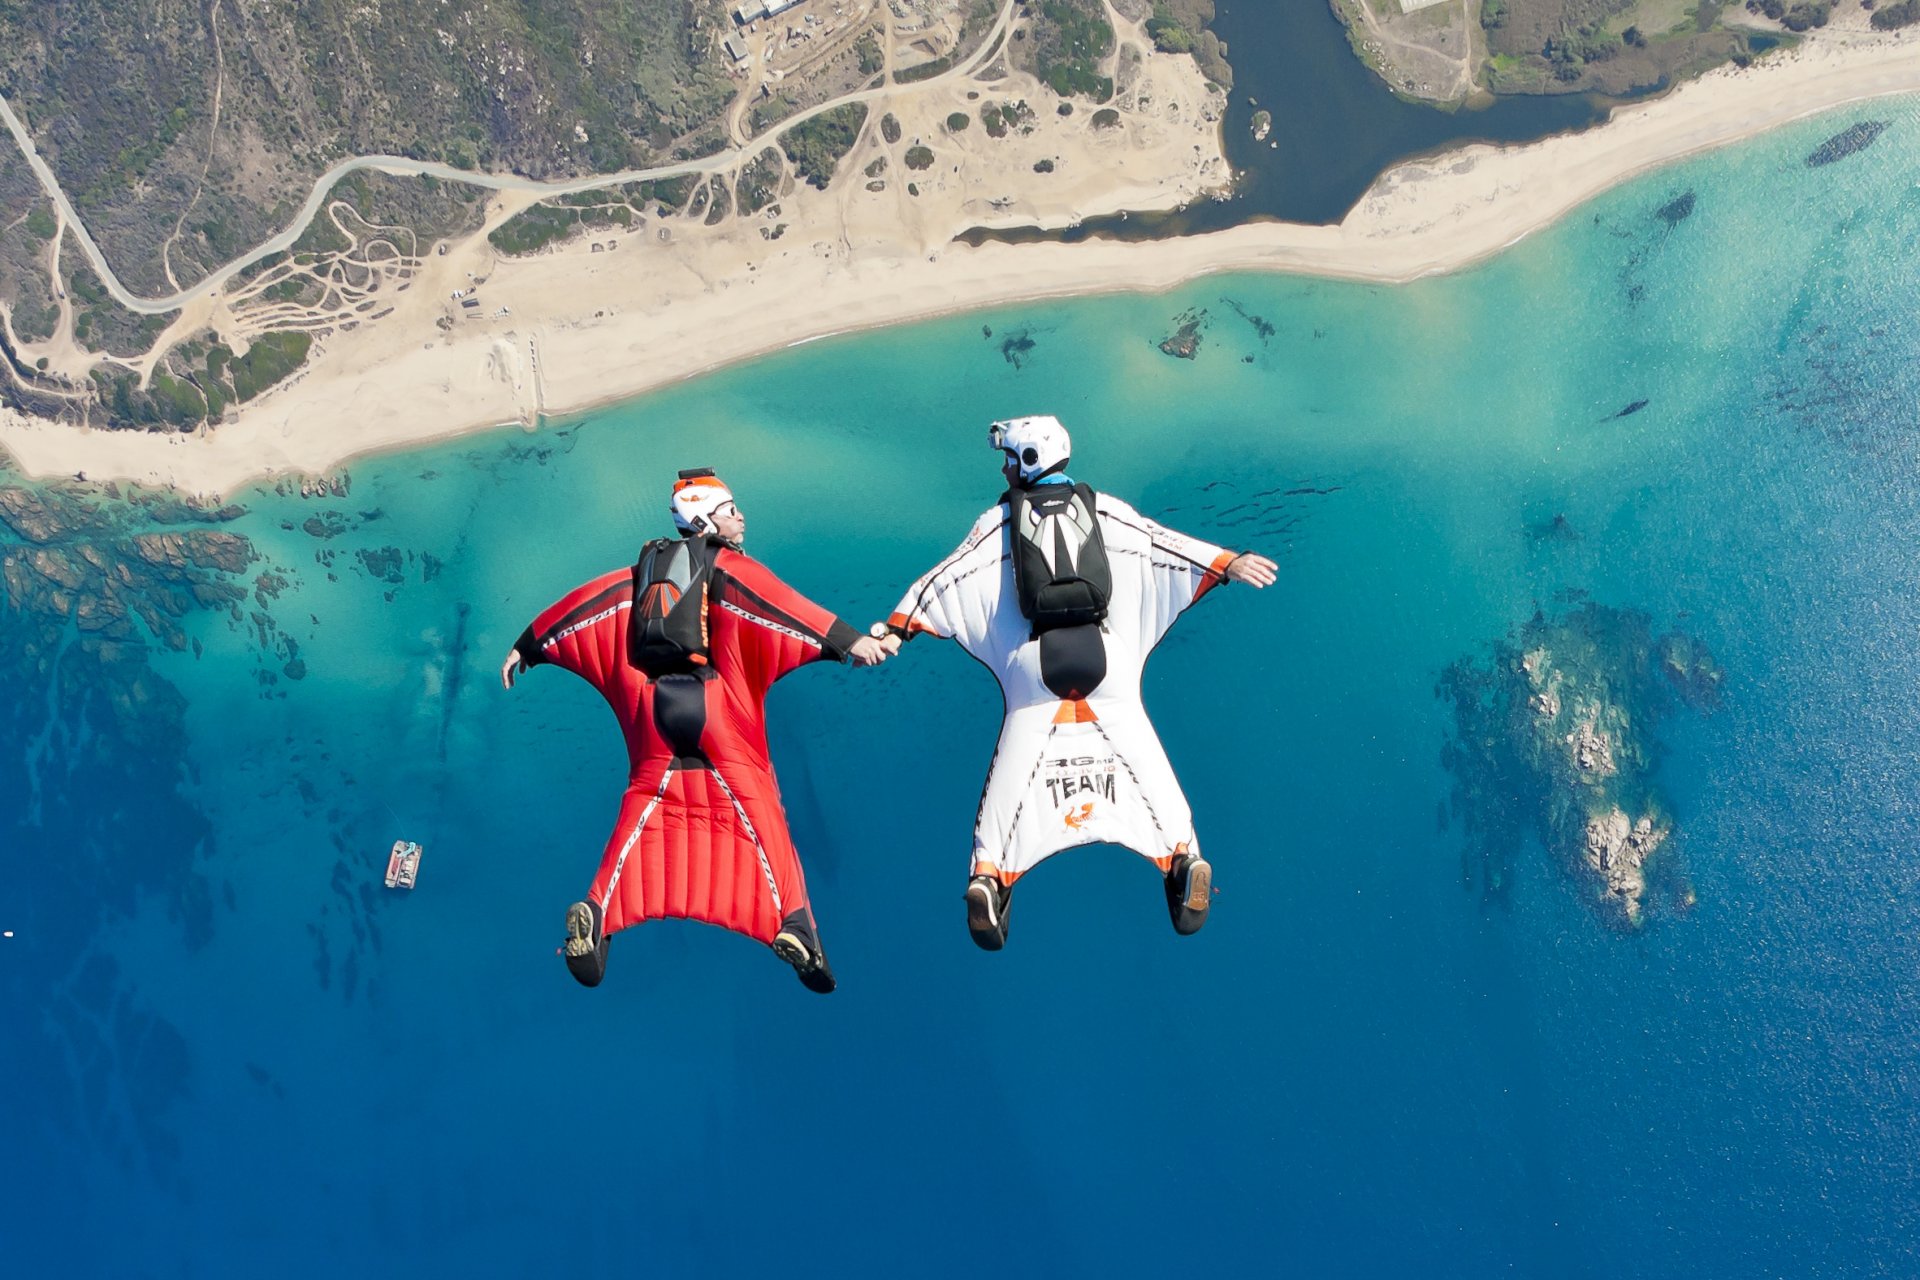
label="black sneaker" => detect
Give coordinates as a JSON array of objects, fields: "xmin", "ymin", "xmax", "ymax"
[
  {"xmin": 771, "ymin": 910, "xmax": 836, "ymax": 994},
  {"xmin": 1165, "ymin": 853, "xmax": 1212, "ymax": 936},
  {"xmin": 965, "ymin": 874, "xmax": 1013, "ymax": 951},
  {"xmin": 563, "ymin": 899, "xmax": 608, "ymax": 987}
]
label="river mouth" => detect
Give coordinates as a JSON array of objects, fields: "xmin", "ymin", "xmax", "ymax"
[{"xmin": 967, "ymin": 0, "xmax": 1617, "ymax": 247}]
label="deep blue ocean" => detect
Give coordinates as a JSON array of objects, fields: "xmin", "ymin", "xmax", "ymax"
[{"xmin": 7, "ymin": 102, "xmax": 1920, "ymax": 1277}]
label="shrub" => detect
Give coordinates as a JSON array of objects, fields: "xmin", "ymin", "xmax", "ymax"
[
  {"xmin": 781, "ymin": 103, "xmax": 870, "ymax": 189},
  {"xmin": 946, "ymin": 111, "xmax": 971, "ymax": 132},
  {"xmin": 904, "ymin": 145, "xmax": 935, "ymax": 170}
]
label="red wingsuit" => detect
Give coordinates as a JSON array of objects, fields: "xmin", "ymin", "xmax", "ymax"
[{"xmin": 514, "ymin": 540, "xmax": 862, "ymax": 945}]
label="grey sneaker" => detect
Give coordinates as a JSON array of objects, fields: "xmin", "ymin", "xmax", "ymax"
[
  {"xmin": 1165, "ymin": 853, "xmax": 1212, "ymax": 936},
  {"xmin": 564, "ymin": 899, "xmax": 608, "ymax": 987},
  {"xmin": 965, "ymin": 874, "xmax": 1012, "ymax": 951}
]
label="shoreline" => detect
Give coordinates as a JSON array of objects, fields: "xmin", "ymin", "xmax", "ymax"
[{"xmin": 3, "ymin": 25, "xmax": 1919, "ymax": 499}]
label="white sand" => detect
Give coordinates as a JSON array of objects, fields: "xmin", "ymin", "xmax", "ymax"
[{"xmin": 5, "ymin": 21, "xmax": 1920, "ymax": 498}]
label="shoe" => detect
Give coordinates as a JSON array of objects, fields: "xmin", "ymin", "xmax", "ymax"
[
  {"xmin": 772, "ymin": 910, "xmax": 837, "ymax": 994},
  {"xmin": 965, "ymin": 874, "xmax": 1012, "ymax": 951},
  {"xmin": 1165, "ymin": 853, "xmax": 1212, "ymax": 936},
  {"xmin": 564, "ymin": 899, "xmax": 608, "ymax": 987}
]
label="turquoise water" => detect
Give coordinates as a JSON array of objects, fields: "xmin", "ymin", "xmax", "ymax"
[{"xmin": 9, "ymin": 101, "xmax": 1920, "ymax": 1275}]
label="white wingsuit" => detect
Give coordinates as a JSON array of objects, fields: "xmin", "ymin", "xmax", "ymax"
[{"xmin": 887, "ymin": 488, "xmax": 1238, "ymax": 883}]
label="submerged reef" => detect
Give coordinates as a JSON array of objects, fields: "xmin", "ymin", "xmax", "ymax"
[
  {"xmin": 1806, "ymin": 120, "xmax": 1889, "ymax": 168},
  {"xmin": 0, "ymin": 467, "xmax": 272, "ymax": 1182},
  {"xmin": 1158, "ymin": 308, "xmax": 1207, "ymax": 359},
  {"xmin": 1438, "ymin": 602, "xmax": 1722, "ymax": 929}
]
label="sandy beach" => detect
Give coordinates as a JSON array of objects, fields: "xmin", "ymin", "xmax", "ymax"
[{"xmin": 4, "ymin": 17, "xmax": 1919, "ymax": 499}]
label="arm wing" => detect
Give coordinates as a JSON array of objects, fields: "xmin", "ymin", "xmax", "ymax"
[
  {"xmin": 887, "ymin": 507, "xmax": 1008, "ymax": 645},
  {"xmin": 1097, "ymin": 496, "xmax": 1238, "ymax": 647},
  {"xmin": 713, "ymin": 548, "xmax": 861, "ymax": 688},
  {"xmin": 514, "ymin": 567, "xmax": 634, "ymax": 690}
]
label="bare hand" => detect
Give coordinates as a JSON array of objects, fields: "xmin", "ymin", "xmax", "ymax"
[
  {"xmin": 848, "ymin": 635, "xmax": 892, "ymax": 667},
  {"xmin": 500, "ymin": 647, "xmax": 525, "ymax": 689},
  {"xmin": 1227, "ymin": 553, "xmax": 1278, "ymax": 589}
]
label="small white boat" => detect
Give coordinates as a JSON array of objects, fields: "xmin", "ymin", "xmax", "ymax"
[{"xmin": 385, "ymin": 840, "xmax": 423, "ymax": 890}]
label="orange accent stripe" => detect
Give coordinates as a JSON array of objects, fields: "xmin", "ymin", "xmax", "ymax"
[
  {"xmin": 970, "ymin": 860, "xmax": 1022, "ymax": 886},
  {"xmin": 1208, "ymin": 551, "xmax": 1236, "ymax": 577},
  {"xmin": 886, "ymin": 611, "xmax": 935, "ymax": 635},
  {"xmin": 1052, "ymin": 698, "xmax": 1098, "ymax": 724}
]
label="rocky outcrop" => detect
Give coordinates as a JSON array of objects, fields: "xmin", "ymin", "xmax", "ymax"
[{"xmin": 1440, "ymin": 601, "xmax": 1721, "ymax": 929}]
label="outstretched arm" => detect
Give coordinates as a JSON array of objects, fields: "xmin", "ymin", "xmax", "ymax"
[
  {"xmin": 713, "ymin": 547, "xmax": 871, "ymax": 685},
  {"xmin": 885, "ymin": 507, "xmax": 1008, "ymax": 648},
  {"xmin": 1098, "ymin": 496, "xmax": 1274, "ymax": 644},
  {"xmin": 505, "ymin": 566, "xmax": 633, "ymax": 688}
]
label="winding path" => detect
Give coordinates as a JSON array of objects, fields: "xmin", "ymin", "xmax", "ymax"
[{"xmin": 0, "ymin": 0, "xmax": 1019, "ymax": 319}]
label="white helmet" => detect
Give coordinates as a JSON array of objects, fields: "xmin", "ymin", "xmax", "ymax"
[
  {"xmin": 989, "ymin": 414, "xmax": 1071, "ymax": 486},
  {"xmin": 670, "ymin": 468, "xmax": 736, "ymax": 534}
]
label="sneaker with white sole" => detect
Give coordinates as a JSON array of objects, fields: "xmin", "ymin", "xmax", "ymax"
[
  {"xmin": 772, "ymin": 910, "xmax": 836, "ymax": 994},
  {"xmin": 1165, "ymin": 853, "xmax": 1212, "ymax": 936},
  {"xmin": 965, "ymin": 874, "xmax": 1012, "ymax": 951},
  {"xmin": 563, "ymin": 899, "xmax": 608, "ymax": 987}
]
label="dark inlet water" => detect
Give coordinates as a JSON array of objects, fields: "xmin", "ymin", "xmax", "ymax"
[{"xmin": 969, "ymin": 0, "xmax": 1612, "ymax": 246}]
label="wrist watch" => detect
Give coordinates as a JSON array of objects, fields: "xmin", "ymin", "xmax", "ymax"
[{"xmin": 869, "ymin": 622, "xmax": 892, "ymax": 639}]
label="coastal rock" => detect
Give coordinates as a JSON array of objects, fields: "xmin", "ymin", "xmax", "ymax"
[
  {"xmin": 130, "ymin": 530, "xmax": 256, "ymax": 575},
  {"xmin": 1439, "ymin": 601, "xmax": 1719, "ymax": 928},
  {"xmin": 1158, "ymin": 308, "xmax": 1207, "ymax": 359},
  {"xmin": 1578, "ymin": 807, "xmax": 1668, "ymax": 927}
]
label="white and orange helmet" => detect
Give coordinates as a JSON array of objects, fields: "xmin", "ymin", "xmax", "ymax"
[
  {"xmin": 670, "ymin": 468, "xmax": 736, "ymax": 535},
  {"xmin": 988, "ymin": 414, "xmax": 1071, "ymax": 485}
]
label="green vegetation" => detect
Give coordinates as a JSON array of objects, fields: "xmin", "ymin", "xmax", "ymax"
[
  {"xmin": 739, "ymin": 148, "xmax": 787, "ymax": 215},
  {"xmin": 488, "ymin": 199, "xmax": 633, "ymax": 256},
  {"xmin": 1478, "ymin": 0, "xmax": 1745, "ymax": 93},
  {"xmin": 904, "ymin": 146, "xmax": 936, "ymax": 171},
  {"xmin": 1745, "ymin": 0, "xmax": 1831, "ymax": 27},
  {"xmin": 1872, "ymin": 0, "xmax": 1920, "ymax": 27},
  {"xmin": 0, "ymin": 0, "xmax": 740, "ymax": 300},
  {"xmin": 780, "ymin": 104, "xmax": 869, "ymax": 189},
  {"xmin": 1033, "ymin": 158, "xmax": 1055, "ymax": 173},
  {"xmin": 229, "ymin": 332, "xmax": 311, "ymax": 402},
  {"xmin": 881, "ymin": 114, "xmax": 903, "ymax": 144},
  {"xmin": 751, "ymin": 96, "xmax": 799, "ymax": 134},
  {"xmin": 82, "ymin": 328, "xmax": 309, "ymax": 430},
  {"xmin": 1091, "ymin": 108, "xmax": 1122, "ymax": 129},
  {"xmin": 624, "ymin": 176, "xmax": 698, "ymax": 211},
  {"xmin": 856, "ymin": 31, "xmax": 884, "ymax": 76},
  {"xmin": 980, "ymin": 100, "xmax": 1036, "ymax": 139},
  {"xmin": 1028, "ymin": 0, "xmax": 1116, "ymax": 101},
  {"xmin": 23, "ymin": 207, "xmax": 55, "ymax": 239},
  {"xmin": 896, "ymin": 56, "xmax": 954, "ymax": 84},
  {"xmin": 1145, "ymin": 0, "xmax": 1232, "ymax": 85},
  {"xmin": 946, "ymin": 112, "xmax": 972, "ymax": 132}
]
